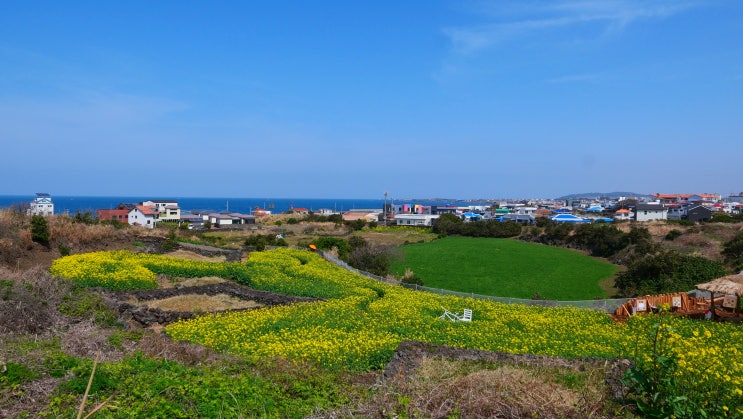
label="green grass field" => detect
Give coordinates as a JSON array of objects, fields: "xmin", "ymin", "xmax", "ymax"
[{"xmin": 391, "ymin": 237, "xmax": 619, "ymax": 300}]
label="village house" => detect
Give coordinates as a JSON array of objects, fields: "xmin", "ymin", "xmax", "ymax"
[
  {"xmin": 208, "ymin": 212, "xmax": 234, "ymax": 227},
  {"xmin": 535, "ymin": 208, "xmax": 552, "ymax": 218},
  {"xmin": 252, "ymin": 208, "xmax": 271, "ymax": 217},
  {"xmin": 342, "ymin": 209, "xmax": 380, "ymax": 223},
  {"xmin": 97, "ymin": 203, "xmax": 135, "ymax": 223},
  {"xmin": 180, "ymin": 213, "xmax": 205, "ymax": 229},
  {"xmin": 430, "ymin": 205, "xmax": 458, "ymax": 215},
  {"xmin": 207, "ymin": 212, "xmax": 256, "ymax": 227},
  {"xmin": 393, "ymin": 204, "xmax": 432, "ymax": 214},
  {"xmin": 499, "ymin": 213, "xmax": 536, "ymax": 224},
  {"xmin": 652, "ymin": 193, "xmax": 722, "ymax": 205},
  {"xmin": 96, "ymin": 208, "xmax": 130, "ymax": 223},
  {"xmin": 28, "ymin": 193, "xmax": 54, "ymax": 216},
  {"xmin": 634, "ymin": 203, "xmax": 668, "ymax": 222},
  {"xmin": 728, "ymin": 192, "xmax": 743, "ymax": 204},
  {"xmin": 394, "ymin": 213, "xmax": 439, "ymax": 227},
  {"xmin": 652, "ymin": 193, "xmax": 691, "ymax": 205},
  {"xmin": 666, "ymin": 204, "xmax": 687, "ymax": 220},
  {"xmin": 128, "ymin": 205, "xmax": 157, "ymax": 229},
  {"xmin": 687, "ymin": 204, "xmax": 714, "ymax": 223},
  {"xmin": 613, "ymin": 208, "xmax": 634, "ymax": 221},
  {"xmin": 141, "ymin": 199, "xmax": 181, "ymax": 222}
]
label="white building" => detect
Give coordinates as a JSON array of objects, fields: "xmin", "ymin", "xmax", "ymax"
[
  {"xmin": 613, "ymin": 209, "xmax": 634, "ymax": 221},
  {"xmin": 634, "ymin": 203, "xmax": 668, "ymax": 222},
  {"xmin": 666, "ymin": 205, "xmax": 687, "ymax": 220},
  {"xmin": 209, "ymin": 213, "xmax": 233, "ymax": 226},
  {"xmin": 28, "ymin": 193, "xmax": 54, "ymax": 216},
  {"xmin": 128, "ymin": 205, "xmax": 157, "ymax": 229},
  {"xmin": 141, "ymin": 200, "xmax": 181, "ymax": 222},
  {"xmin": 394, "ymin": 214, "xmax": 439, "ymax": 227}
]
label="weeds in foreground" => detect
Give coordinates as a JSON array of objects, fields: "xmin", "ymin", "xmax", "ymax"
[
  {"xmin": 623, "ymin": 311, "xmax": 741, "ymax": 418},
  {"xmin": 326, "ymin": 357, "xmax": 630, "ymax": 419}
]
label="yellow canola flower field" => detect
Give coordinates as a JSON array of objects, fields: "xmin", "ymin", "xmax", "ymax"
[
  {"xmin": 51, "ymin": 248, "xmax": 743, "ymax": 411},
  {"xmin": 50, "ymin": 250, "xmax": 158, "ymax": 290}
]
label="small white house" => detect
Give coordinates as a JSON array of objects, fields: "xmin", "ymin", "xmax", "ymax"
[
  {"xmin": 666, "ymin": 205, "xmax": 687, "ymax": 221},
  {"xmin": 394, "ymin": 214, "xmax": 439, "ymax": 227},
  {"xmin": 516, "ymin": 207, "xmax": 538, "ymax": 215},
  {"xmin": 28, "ymin": 193, "xmax": 54, "ymax": 216},
  {"xmin": 613, "ymin": 209, "xmax": 634, "ymax": 221},
  {"xmin": 208, "ymin": 213, "xmax": 233, "ymax": 226},
  {"xmin": 128, "ymin": 205, "xmax": 157, "ymax": 229},
  {"xmin": 634, "ymin": 203, "xmax": 668, "ymax": 222}
]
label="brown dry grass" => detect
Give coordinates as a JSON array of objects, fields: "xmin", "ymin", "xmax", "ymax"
[
  {"xmin": 360, "ymin": 230, "xmax": 437, "ymax": 247},
  {"xmin": 165, "ymin": 249, "xmax": 226, "ymax": 262},
  {"xmin": 0, "ymin": 209, "xmax": 158, "ymax": 271},
  {"xmin": 0, "ymin": 266, "xmax": 73, "ymax": 334},
  {"xmin": 48, "ymin": 216, "xmax": 154, "ymax": 250},
  {"xmin": 156, "ymin": 275, "xmax": 226, "ymax": 289},
  {"xmin": 139, "ymin": 293, "xmax": 263, "ymax": 312},
  {"xmin": 614, "ymin": 220, "xmax": 683, "ymax": 238},
  {"xmin": 340, "ymin": 357, "xmax": 618, "ymax": 419}
]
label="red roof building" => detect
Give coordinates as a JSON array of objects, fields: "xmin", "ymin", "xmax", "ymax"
[{"xmin": 96, "ymin": 209, "xmax": 129, "ymax": 223}]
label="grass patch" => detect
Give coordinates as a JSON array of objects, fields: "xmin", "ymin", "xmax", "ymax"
[{"xmin": 391, "ymin": 237, "xmax": 618, "ymax": 299}]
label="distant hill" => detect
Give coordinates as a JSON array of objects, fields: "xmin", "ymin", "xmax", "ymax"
[{"xmin": 557, "ymin": 192, "xmax": 650, "ymax": 200}]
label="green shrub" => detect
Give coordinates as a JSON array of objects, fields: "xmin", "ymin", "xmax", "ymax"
[
  {"xmin": 570, "ymin": 224, "xmax": 629, "ymax": 257},
  {"xmin": 722, "ymin": 231, "xmax": 743, "ymax": 271},
  {"xmin": 348, "ymin": 244, "xmax": 392, "ymax": 277},
  {"xmin": 107, "ymin": 330, "xmax": 145, "ymax": 348},
  {"xmin": 43, "ymin": 351, "xmax": 81, "ymax": 378},
  {"xmin": 0, "ymin": 362, "xmax": 38, "ymax": 387},
  {"xmin": 711, "ymin": 212, "xmax": 733, "ymax": 223},
  {"xmin": 163, "ymin": 230, "xmax": 178, "ymax": 251},
  {"xmin": 615, "ymin": 251, "xmax": 727, "ymax": 296},
  {"xmin": 72, "ymin": 211, "xmax": 96, "ymax": 225},
  {"xmin": 244, "ymin": 234, "xmax": 287, "ymax": 251},
  {"xmin": 58, "ymin": 243, "xmax": 71, "ymax": 256},
  {"xmin": 314, "ymin": 237, "xmax": 351, "ymax": 259},
  {"xmin": 347, "ymin": 219, "xmax": 366, "ymax": 231},
  {"xmin": 665, "ymin": 229, "xmax": 682, "ymax": 241},
  {"xmin": 58, "ymin": 289, "xmax": 120, "ymax": 327},
  {"xmin": 57, "ymin": 359, "xmax": 117, "ymax": 395},
  {"xmin": 0, "ymin": 279, "xmax": 12, "ymax": 300},
  {"xmin": 30, "ymin": 215, "xmax": 50, "ymax": 247}
]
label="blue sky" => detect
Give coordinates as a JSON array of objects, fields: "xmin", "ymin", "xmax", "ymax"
[{"xmin": 2, "ymin": 1, "xmax": 742, "ymax": 199}]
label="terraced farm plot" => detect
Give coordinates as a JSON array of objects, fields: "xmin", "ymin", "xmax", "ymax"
[{"xmin": 391, "ymin": 237, "xmax": 619, "ymax": 300}]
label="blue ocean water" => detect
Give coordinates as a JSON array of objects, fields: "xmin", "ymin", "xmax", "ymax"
[{"xmin": 0, "ymin": 195, "xmax": 486, "ymax": 215}]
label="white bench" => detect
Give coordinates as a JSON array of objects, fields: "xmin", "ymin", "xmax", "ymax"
[
  {"xmin": 438, "ymin": 307, "xmax": 472, "ymax": 322},
  {"xmin": 459, "ymin": 308, "xmax": 472, "ymax": 322}
]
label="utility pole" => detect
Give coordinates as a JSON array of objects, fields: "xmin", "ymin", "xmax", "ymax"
[{"xmin": 383, "ymin": 191, "xmax": 388, "ymax": 225}]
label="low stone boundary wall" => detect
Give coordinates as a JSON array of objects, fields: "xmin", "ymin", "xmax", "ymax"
[
  {"xmin": 177, "ymin": 242, "xmax": 243, "ymax": 262},
  {"xmin": 109, "ymin": 282, "xmax": 318, "ymax": 327}
]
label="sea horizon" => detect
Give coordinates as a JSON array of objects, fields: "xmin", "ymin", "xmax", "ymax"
[{"xmin": 0, "ymin": 194, "xmax": 494, "ymax": 216}]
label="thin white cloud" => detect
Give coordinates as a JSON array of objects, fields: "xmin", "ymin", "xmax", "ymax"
[
  {"xmin": 443, "ymin": 0, "xmax": 698, "ymax": 55},
  {"xmin": 1, "ymin": 92, "xmax": 187, "ymax": 128}
]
